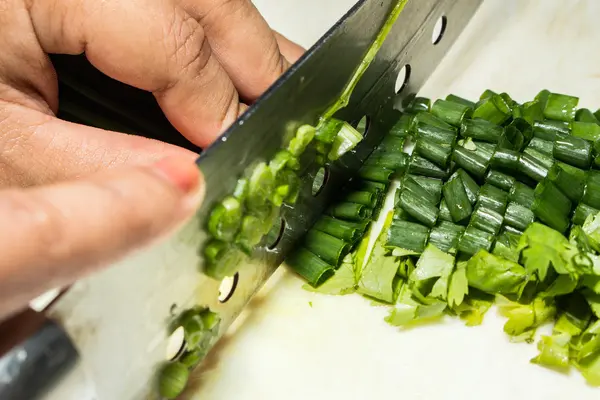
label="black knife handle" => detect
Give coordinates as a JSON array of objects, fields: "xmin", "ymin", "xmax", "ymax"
[{"xmin": 0, "ymin": 310, "xmax": 78, "ymax": 399}]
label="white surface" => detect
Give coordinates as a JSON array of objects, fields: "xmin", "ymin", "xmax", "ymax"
[{"xmin": 184, "ymin": 0, "xmax": 600, "ymax": 399}]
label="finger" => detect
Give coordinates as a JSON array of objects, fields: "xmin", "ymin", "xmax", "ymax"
[
  {"xmin": 183, "ymin": 0, "xmax": 290, "ymax": 102},
  {"xmin": 24, "ymin": 0, "xmax": 242, "ymax": 147},
  {"xmin": 273, "ymin": 31, "xmax": 305, "ymax": 64},
  {"xmin": 0, "ymin": 156, "xmax": 203, "ymax": 320},
  {"xmin": 0, "ymin": 102, "xmax": 197, "ymax": 187}
]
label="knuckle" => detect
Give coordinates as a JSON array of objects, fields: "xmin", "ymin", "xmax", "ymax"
[{"xmin": 166, "ymin": 13, "xmax": 210, "ymax": 82}]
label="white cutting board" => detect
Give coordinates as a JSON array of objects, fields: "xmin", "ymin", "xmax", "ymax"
[{"xmin": 183, "ymin": 0, "xmax": 600, "ymax": 399}]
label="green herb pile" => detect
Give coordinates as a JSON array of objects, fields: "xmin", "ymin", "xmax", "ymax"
[{"xmin": 287, "ymin": 90, "xmax": 600, "ymax": 386}]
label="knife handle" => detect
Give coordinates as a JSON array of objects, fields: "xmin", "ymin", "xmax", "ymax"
[{"xmin": 0, "ymin": 309, "xmax": 79, "ymax": 399}]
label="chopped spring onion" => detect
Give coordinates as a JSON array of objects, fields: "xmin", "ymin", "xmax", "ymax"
[
  {"xmin": 315, "ymin": 118, "xmax": 343, "ymax": 143},
  {"xmin": 439, "ymin": 199, "xmax": 453, "ymax": 222},
  {"xmin": 547, "ymin": 163, "xmax": 586, "ymax": 203},
  {"xmin": 528, "ymin": 137, "xmax": 554, "ymax": 156},
  {"xmin": 458, "ymin": 226, "xmax": 494, "ymax": 255},
  {"xmin": 429, "ymin": 221, "xmax": 465, "ymax": 253},
  {"xmin": 329, "ymin": 202, "xmax": 373, "ymax": 221},
  {"xmin": 572, "ymin": 203, "xmax": 600, "ymax": 226},
  {"xmin": 469, "ymin": 205, "xmax": 504, "ymax": 235},
  {"xmin": 365, "ymin": 151, "xmax": 409, "ymax": 171},
  {"xmin": 582, "ymin": 171, "xmax": 600, "ymax": 209},
  {"xmin": 521, "ymin": 100, "xmax": 544, "ymax": 125},
  {"xmin": 402, "ymin": 176, "xmax": 440, "ymax": 205},
  {"xmin": 344, "ymin": 190, "xmax": 378, "ymax": 207},
  {"xmin": 508, "ymin": 182, "xmax": 535, "ymax": 208},
  {"xmin": 532, "ymin": 180, "xmax": 572, "ymax": 233},
  {"xmin": 453, "ymin": 146, "xmax": 488, "ymax": 179},
  {"xmin": 159, "ymin": 362, "xmax": 190, "ymax": 399},
  {"xmin": 431, "ymin": 99, "xmax": 473, "ymax": 127},
  {"xmin": 442, "ymin": 173, "xmax": 473, "ymax": 223},
  {"xmin": 572, "ymin": 121, "xmax": 600, "ymax": 142},
  {"xmin": 576, "ymin": 108, "xmax": 600, "ymax": 124},
  {"xmin": 328, "ymin": 122, "xmax": 364, "ymax": 161},
  {"xmin": 405, "ymin": 96, "xmax": 431, "ymax": 113},
  {"xmin": 553, "ymin": 135, "xmax": 592, "ymax": 169},
  {"xmin": 207, "ymin": 196, "xmax": 243, "ymax": 242},
  {"xmin": 491, "ymin": 148, "xmax": 521, "ymax": 173},
  {"xmin": 414, "ymin": 138, "xmax": 452, "ymax": 168},
  {"xmin": 386, "ymin": 220, "xmax": 429, "ymax": 253},
  {"xmin": 415, "ymin": 123, "xmax": 457, "ymax": 145},
  {"xmin": 524, "ymin": 147, "xmax": 555, "ymax": 170},
  {"xmin": 457, "ymin": 168, "xmax": 480, "ymax": 204},
  {"xmin": 480, "ymin": 89, "xmax": 497, "ymax": 101},
  {"xmin": 408, "ymin": 175, "xmax": 443, "ymax": 204},
  {"xmin": 204, "ymin": 241, "xmax": 244, "ymax": 279},
  {"xmin": 288, "ymin": 125, "xmax": 316, "ymax": 156},
  {"xmin": 533, "ymin": 120, "xmax": 570, "ymax": 140},
  {"xmin": 518, "ymin": 152, "xmax": 550, "ymax": 182},
  {"xmin": 286, "ymin": 247, "xmax": 335, "ymax": 287},
  {"xmin": 543, "ymin": 92, "xmax": 579, "ymax": 122},
  {"xmin": 390, "ymin": 113, "xmax": 414, "ymax": 137},
  {"xmin": 354, "ymin": 180, "xmax": 387, "ymax": 195},
  {"xmin": 236, "ymin": 215, "xmax": 265, "ymax": 253},
  {"xmin": 409, "ymin": 154, "xmax": 449, "ymax": 179},
  {"xmin": 412, "ymin": 111, "xmax": 456, "ymax": 131},
  {"xmin": 473, "ymin": 141, "xmax": 497, "ymax": 163},
  {"xmin": 313, "ymin": 216, "xmax": 368, "ymax": 243},
  {"xmin": 485, "ymin": 170, "xmax": 516, "ymax": 191},
  {"xmin": 477, "ymin": 183, "xmax": 509, "ymax": 214},
  {"xmin": 358, "ymin": 166, "xmax": 394, "ymax": 183},
  {"xmin": 376, "ymin": 135, "xmax": 406, "ymax": 153},
  {"xmin": 446, "ymin": 94, "xmax": 476, "ymax": 109},
  {"xmin": 460, "ymin": 118, "xmax": 503, "ymax": 143},
  {"xmin": 399, "ymin": 190, "xmax": 439, "ymax": 228},
  {"xmin": 504, "ymin": 202, "xmax": 535, "ymax": 231},
  {"xmin": 304, "ymin": 230, "xmax": 351, "ymax": 266},
  {"xmin": 472, "ymin": 95, "xmax": 511, "ymax": 125}
]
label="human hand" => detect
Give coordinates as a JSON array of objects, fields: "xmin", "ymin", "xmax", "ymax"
[{"xmin": 0, "ymin": 0, "xmax": 303, "ymax": 319}]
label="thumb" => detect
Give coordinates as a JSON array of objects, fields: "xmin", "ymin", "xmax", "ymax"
[{"xmin": 0, "ymin": 157, "xmax": 203, "ymax": 320}]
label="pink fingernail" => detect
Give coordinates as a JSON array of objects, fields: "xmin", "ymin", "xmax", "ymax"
[{"xmin": 152, "ymin": 157, "xmax": 202, "ymax": 195}]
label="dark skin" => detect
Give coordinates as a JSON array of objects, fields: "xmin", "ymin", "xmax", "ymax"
[{"xmin": 0, "ymin": 0, "xmax": 304, "ymax": 320}]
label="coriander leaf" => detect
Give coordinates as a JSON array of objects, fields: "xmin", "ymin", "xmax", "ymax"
[
  {"xmin": 517, "ymin": 223, "xmax": 579, "ymax": 281},
  {"xmin": 453, "ymin": 292, "xmax": 493, "ymax": 326},
  {"xmin": 303, "ymin": 254, "xmax": 356, "ymax": 295},
  {"xmin": 358, "ymin": 236, "xmax": 399, "ymax": 303},
  {"xmin": 385, "ymin": 283, "xmax": 446, "ymax": 327},
  {"xmin": 540, "ymin": 274, "xmax": 578, "ymax": 298},
  {"xmin": 448, "ymin": 261, "xmax": 469, "ymax": 308},
  {"xmin": 498, "ymin": 296, "xmax": 556, "ymax": 338},
  {"xmin": 410, "ymin": 244, "xmax": 455, "ymax": 300},
  {"xmin": 531, "ymin": 333, "xmax": 571, "ymax": 370},
  {"xmin": 466, "ymin": 250, "xmax": 528, "ymax": 295}
]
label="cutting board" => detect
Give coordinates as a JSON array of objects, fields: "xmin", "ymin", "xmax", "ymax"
[{"xmin": 183, "ymin": 0, "xmax": 600, "ymax": 399}]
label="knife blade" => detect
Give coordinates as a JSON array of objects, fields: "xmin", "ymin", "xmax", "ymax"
[{"xmin": 5, "ymin": 0, "xmax": 483, "ymax": 398}]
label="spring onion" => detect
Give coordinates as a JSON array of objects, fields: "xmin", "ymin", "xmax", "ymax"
[
  {"xmin": 354, "ymin": 180, "xmax": 387, "ymax": 195},
  {"xmin": 532, "ymin": 180, "xmax": 572, "ymax": 233},
  {"xmin": 470, "ymin": 205, "xmax": 504, "ymax": 235},
  {"xmin": 304, "ymin": 230, "xmax": 351, "ymax": 266},
  {"xmin": 547, "ymin": 163, "xmax": 587, "ymax": 203},
  {"xmin": 405, "ymin": 96, "xmax": 431, "ymax": 113},
  {"xmin": 458, "ymin": 226, "xmax": 494, "ymax": 255},
  {"xmin": 358, "ymin": 166, "xmax": 394, "ymax": 182},
  {"xmin": 442, "ymin": 173, "xmax": 473, "ymax": 223},
  {"xmin": 236, "ymin": 215, "xmax": 265, "ymax": 253},
  {"xmin": 533, "ymin": 120, "xmax": 570, "ymax": 141},
  {"xmin": 389, "ymin": 113, "xmax": 414, "ymax": 137},
  {"xmin": 572, "ymin": 121, "xmax": 600, "ymax": 142},
  {"xmin": 518, "ymin": 152, "xmax": 550, "ymax": 182},
  {"xmin": 159, "ymin": 362, "xmax": 190, "ymax": 399},
  {"xmin": 553, "ymin": 135, "xmax": 592, "ymax": 169},
  {"xmin": 313, "ymin": 216, "xmax": 368, "ymax": 243},
  {"xmin": 485, "ymin": 170, "xmax": 516, "ymax": 191},
  {"xmin": 543, "ymin": 92, "xmax": 579, "ymax": 122},
  {"xmin": 582, "ymin": 171, "xmax": 600, "ymax": 209},
  {"xmin": 509, "ymin": 182, "xmax": 535, "ymax": 208},
  {"xmin": 491, "ymin": 148, "xmax": 521, "ymax": 173},
  {"xmin": 473, "ymin": 95, "xmax": 511, "ymax": 125},
  {"xmin": 453, "ymin": 146, "xmax": 488, "ymax": 179},
  {"xmin": 402, "ymin": 176, "xmax": 440, "ymax": 205},
  {"xmin": 409, "ymin": 154, "xmax": 449, "ymax": 179},
  {"xmin": 528, "ymin": 137, "xmax": 554, "ymax": 156},
  {"xmin": 429, "ymin": 221, "xmax": 465, "ymax": 253},
  {"xmin": 364, "ymin": 151, "xmax": 409, "ymax": 171},
  {"xmin": 477, "ymin": 183, "xmax": 508, "ymax": 214},
  {"xmin": 473, "ymin": 141, "xmax": 497, "ymax": 163},
  {"xmin": 408, "ymin": 175, "xmax": 443, "ymax": 204},
  {"xmin": 399, "ymin": 190, "xmax": 439, "ymax": 227},
  {"xmin": 415, "ymin": 123, "xmax": 457, "ymax": 145},
  {"xmin": 329, "ymin": 202, "xmax": 373, "ymax": 221},
  {"xmin": 328, "ymin": 122, "xmax": 364, "ymax": 161},
  {"xmin": 207, "ymin": 197, "xmax": 243, "ymax": 242},
  {"xmin": 573, "ymin": 203, "xmax": 600, "ymax": 226},
  {"xmin": 377, "ymin": 135, "xmax": 406, "ymax": 153},
  {"xmin": 286, "ymin": 247, "xmax": 335, "ymax": 287},
  {"xmin": 524, "ymin": 147, "xmax": 555, "ymax": 170},
  {"xmin": 386, "ymin": 220, "xmax": 429, "ymax": 253},
  {"xmin": 504, "ymin": 202, "xmax": 535, "ymax": 231},
  {"xmin": 414, "ymin": 138, "xmax": 452, "ymax": 168},
  {"xmin": 457, "ymin": 169, "xmax": 480, "ymax": 204},
  {"xmin": 431, "ymin": 99, "xmax": 473, "ymax": 127},
  {"xmin": 204, "ymin": 241, "xmax": 244, "ymax": 279},
  {"xmin": 412, "ymin": 111, "xmax": 456, "ymax": 131},
  {"xmin": 446, "ymin": 94, "xmax": 476, "ymax": 109},
  {"xmin": 460, "ymin": 118, "xmax": 503, "ymax": 143}
]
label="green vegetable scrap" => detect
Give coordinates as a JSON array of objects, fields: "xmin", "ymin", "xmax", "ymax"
[{"xmin": 288, "ymin": 88, "xmax": 600, "ymax": 387}]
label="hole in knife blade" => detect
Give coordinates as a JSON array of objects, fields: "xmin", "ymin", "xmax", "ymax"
[
  {"xmin": 395, "ymin": 64, "xmax": 411, "ymax": 94},
  {"xmin": 265, "ymin": 216, "xmax": 286, "ymax": 250},
  {"xmin": 165, "ymin": 326, "xmax": 186, "ymax": 360},
  {"xmin": 432, "ymin": 16, "xmax": 447, "ymax": 45},
  {"xmin": 312, "ymin": 166, "xmax": 330, "ymax": 196},
  {"xmin": 218, "ymin": 272, "xmax": 239, "ymax": 303}
]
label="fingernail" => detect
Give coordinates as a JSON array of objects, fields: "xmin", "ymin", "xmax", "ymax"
[{"xmin": 152, "ymin": 157, "xmax": 203, "ymax": 204}]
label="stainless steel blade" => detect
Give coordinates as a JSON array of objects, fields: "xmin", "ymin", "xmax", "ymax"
[{"xmin": 38, "ymin": 0, "xmax": 483, "ymax": 399}]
